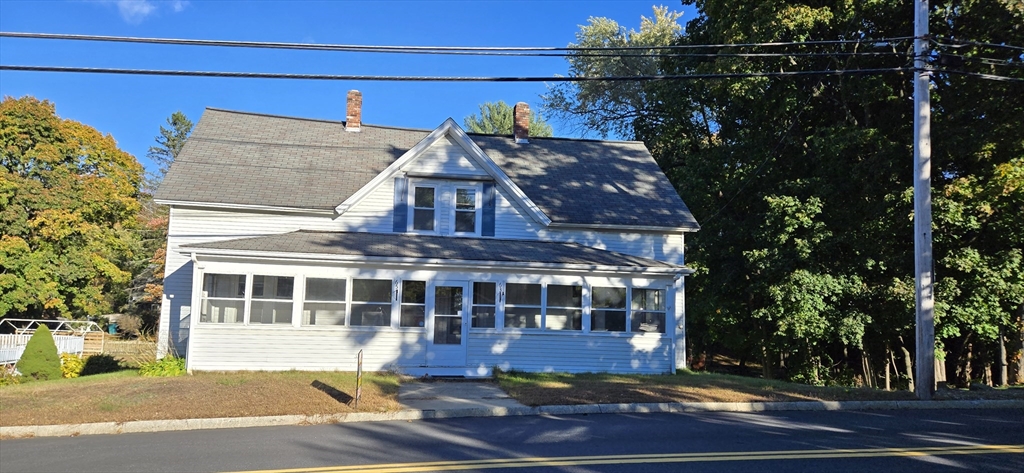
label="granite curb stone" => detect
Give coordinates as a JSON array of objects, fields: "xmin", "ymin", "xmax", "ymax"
[{"xmin": 2, "ymin": 399, "xmax": 1021, "ymax": 439}]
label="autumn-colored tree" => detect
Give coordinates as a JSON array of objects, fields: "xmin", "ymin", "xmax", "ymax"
[
  {"xmin": 127, "ymin": 111, "xmax": 192, "ymax": 329},
  {"xmin": 0, "ymin": 96, "xmax": 143, "ymax": 318}
]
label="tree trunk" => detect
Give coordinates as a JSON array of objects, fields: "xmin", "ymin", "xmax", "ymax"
[
  {"xmin": 1016, "ymin": 303, "xmax": 1024, "ymax": 385},
  {"xmin": 998, "ymin": 330, "xmax": 1008, "ymax": 387},
  {"xmin": 861, "ymin": 349, "xmax": 874, "ymax": 388},
  {"xmin": 885, "ymin": 344, "xmax": 892, "ymax": 391},
  {"xmin": 899, "ymin": 336, "xmax": 915, "ymax": 392}
]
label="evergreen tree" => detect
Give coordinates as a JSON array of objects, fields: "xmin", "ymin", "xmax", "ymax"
[
  {"xmin": 16, "ymin": 325, "xmax": 62, "ymax": 381},
  {"xmin": 464, "ymin": 101, "xmax": 553, "ymax": 137}
]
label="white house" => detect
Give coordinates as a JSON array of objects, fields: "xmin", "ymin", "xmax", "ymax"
[{"xmin": 154, "ymin": 91, "xmax": 699, "ymax": 376}]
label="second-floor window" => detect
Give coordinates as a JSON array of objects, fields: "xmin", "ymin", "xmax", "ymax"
[
  {"xmin": 412, "ymin": 186, "xmax": 436, "ymax": 231},
  {"xmin": 453, "ymin": 187, "xmax": 480, "ymax": 234}
]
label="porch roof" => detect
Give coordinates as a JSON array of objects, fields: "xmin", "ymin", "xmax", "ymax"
[{"xmin": 182, "ymin": 230, "xmax": 686, "ymax": 272}]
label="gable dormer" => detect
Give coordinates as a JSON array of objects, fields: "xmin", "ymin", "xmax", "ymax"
[{"xmin": 337, "ymin": 118, "xmax": 550, "ymax": 237}]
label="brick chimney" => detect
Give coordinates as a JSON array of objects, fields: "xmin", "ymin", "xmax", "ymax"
[
  {"xmin": 346, "ymin": 90, "xmax": 362, "ymax": 132},
  {"xmin": 513, "ymin": 102, "xmax": 530, "ymax": 144}
]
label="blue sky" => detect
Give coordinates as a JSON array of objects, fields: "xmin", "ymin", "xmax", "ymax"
[{"xmin": 0, "ymin": 0, "xmax": 695, "ymax": 175}]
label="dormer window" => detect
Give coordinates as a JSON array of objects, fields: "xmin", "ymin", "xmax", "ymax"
[
  {"xmin": 453, "ymin": 186, "xmax": 481, "ymax": 234},
  {"xmin": 412, "ymin": 186, "xmax": 436, "ymax": 232}
]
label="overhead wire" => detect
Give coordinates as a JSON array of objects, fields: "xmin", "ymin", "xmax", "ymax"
[
  {"xmin": 0, "ymin": 31, "xmax": 917, "ymax": 53},
  {"xmin": 931, "ymin": 36, "xmax": 1024, "ymax": 52},
  {"xmin": 0, "ymin": 65, "xmax": 915, "ymax": 82}
]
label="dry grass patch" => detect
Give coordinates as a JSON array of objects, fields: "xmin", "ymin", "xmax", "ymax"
[
  {"xmin": 0, "ymin": 370, "xmax": 401, "ymax": 427},
  {"xmin": 496, "ymin": 370, "xmax": 922, "ymax": 406}
]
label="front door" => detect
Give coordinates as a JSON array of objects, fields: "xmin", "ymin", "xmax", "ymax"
[{"xmin": 426, "ymin": 283, "xmax": 468, "ymax": 367}]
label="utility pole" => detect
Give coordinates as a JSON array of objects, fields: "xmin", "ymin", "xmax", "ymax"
[{"xmin": 914, "ymin": 0, "xmax": 935, "ymax": 400}]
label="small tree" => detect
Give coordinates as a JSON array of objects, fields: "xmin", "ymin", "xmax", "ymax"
[
  {"xmin": 16, "ymin": 325, "xmax": 63, "ymax": 381},
  {"xmin": 464, "ymin": 101, "xmax": 553, "ymax": 137}
]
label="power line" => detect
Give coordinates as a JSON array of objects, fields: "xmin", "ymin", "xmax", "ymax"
[
  {"xmin": 932, "ymin": 36, "xmax": 1024, "ymax": 52},
  {"xmin": 933, "ymin": 69, "xmax": 1024, "ymax": 83},
  {"xmin": 0, "ymin": 65, "xmax": 915, "ymax": 82},
  {"xmin": 0, "ymin": 31, "xmax": 916, "ymax": 54}
]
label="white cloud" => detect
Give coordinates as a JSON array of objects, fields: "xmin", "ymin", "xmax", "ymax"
[
  {"xmin": 116, "ymin": 0, "xmax": 157, "ymax": 24},
  {"xmin": 92, "ymin": 1, "xmax": 190, "ymax": 24}
]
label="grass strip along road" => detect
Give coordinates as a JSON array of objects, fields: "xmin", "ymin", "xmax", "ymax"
[{"xmin": 229, "ymin": 444, "xmax": 1024, "ymax": 473}]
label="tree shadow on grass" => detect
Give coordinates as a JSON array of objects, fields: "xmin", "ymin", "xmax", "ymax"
[{"xmin": 311, "ymin": 380, "xmax": 354, "ymax": 405}]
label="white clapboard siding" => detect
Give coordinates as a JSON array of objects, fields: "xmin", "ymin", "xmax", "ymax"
[
  {"xmin": 340, "ymin": 178, "xmax": 396, "ymax": 233},
  {"xmin": 187, "ymin": 326, "xmax": 426, "ymax": 371},
  {"xmin": 467, "ymin": 332, "xmax": 672, "ymax": 374},
  {"xmin": 406, "ymin": 136, "xmax": 489, "ymax": 176}
]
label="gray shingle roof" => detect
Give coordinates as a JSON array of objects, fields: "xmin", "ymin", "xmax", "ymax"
[
  {"xmin": 183, "ymin": 231, "xmax": 681, "ymax": 269},
  {"xmin": 156, "ymin": 108, "xmax": 699, "ymax": 229}
]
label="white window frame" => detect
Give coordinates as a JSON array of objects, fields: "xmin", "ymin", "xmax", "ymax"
[
  {"xmin": 630, "ymin": 285, "xmax": 669, "ymax": 334},
  {"xmin": 451, "ymin": 184, "xmax": 483, "ymax": 236},
  {"xmin": 302, "ymin": 276, "xmax": 350, "ymax": 327},
  {"xmin": 198, "ymin": 272, "xmax": 247, "ymax": 324},
  {"xmin": 408, "ymin": 184, "xmax": 438, "ymax": 234}
]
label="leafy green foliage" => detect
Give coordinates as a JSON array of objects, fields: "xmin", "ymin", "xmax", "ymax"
[
  {"xmin": 60, "ymin": 353, "xmax": 85, "ymax": 378},
  {"xmin": 80, "ymin": 354, "xmax": 123, "ymax": 376},
  {"xmin": 15, "ymin": 326, "xmax": 62, "ymax": 381},
  {"xmin": 463, "ymin": 101, "xmax": 552, "ymax": 137},
  {"xmin": 146, "ymin": 110, "xmax": 192, "ymax": 179},
  {"xmin": 554, "ymin": 1, "xmax": 1023, "ymax": 386},
  {"xmin": 1, "ymin": 96, "xmax": 144, "ymax": 318},
  {"xmin": 542, "ymin": 6, "xmax": 682, "ymax": 138},
  {"xmin": 138, "ymin": 356, "xmax": 186, "ymax": 377}
]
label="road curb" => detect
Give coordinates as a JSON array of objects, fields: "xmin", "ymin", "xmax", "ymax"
[{"xmin": 2, "ymin": 399, "xmax": 1021, "ymax": 439}]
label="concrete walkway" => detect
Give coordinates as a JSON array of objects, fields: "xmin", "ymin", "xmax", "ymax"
[{"xmin": 399, "ymin": 380, "xmax": 527, "ymax": 410}]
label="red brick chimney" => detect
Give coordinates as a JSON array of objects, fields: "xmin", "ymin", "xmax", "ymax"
[
  {"xmin": 346, "ymin": 90, "xmax": 362, "ymax": 132},
  {"xmin": 513, "ymin": 102, "xmax": 530, "ymax": 143}
]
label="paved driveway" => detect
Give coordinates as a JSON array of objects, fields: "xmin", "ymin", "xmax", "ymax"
[{"xmin": 398, "ymin": 380, "xmax": 527, "ymax": 410}]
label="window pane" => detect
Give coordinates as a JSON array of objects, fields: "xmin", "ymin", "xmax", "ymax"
[
  {"xmin": 303, "ymin": 302, "xmax": 345, "ymax": 325},
  {"xmin": 402, "ymin": 280, "xmax": 426, "ymax": 304},
  {"xmin": 203, "ymin": 274, "xmax": 245, "ymax": 298},
  {"xmin": 454, "ymin": 211, "xmax": 475, "ymax": 232},
  {"xmin": 250, "ymin": 301, "xmax": 293, "ymax": 324},
  {"xmin": 591, "ymin": 309, "xmax": 626, "ymax": 332},
  {"xmin": 414, "ymin": 187, "xmax": 435, "ymax": 207},
  {"xmin": 200, "ymin": 299, "xmax": 245, "ymax": 323},
  {"xmin": 471, "ymin": 307, "xmax": 495, "ymax": 328},
  {"xmin": 413, "ymin": 209, "xmax": 435, "ymax": 230},
  {"xmin": 352, "ymin": 279, "xmax": 392, "ymax": 303},
  {"xmin": 400, "ymin": 305, "xmax": 425, "ymax": 327},
  {"xmin": 593, "ymin": 287, "xmax": 626, "ymax": 309},
  {"xmin": 306, "ymin": 278, "xmax": 346, "ymax": 301},
  {"xmin": 253, "ymin": 276, "xmax": 293, "ymax": 300},
  {"xmin": 632, "ymin": 289, "xmax": 665, "ymax": 311},
  {"xmin": 434, "ymin": 286, "xmax": 463, "ymax": 315},
  {"xmin": 506, "ymin": 283, "xmax": 541, "ymax": 305},
  {"xmin": 434, "ymin": 316, "xmax": 462, "ymax": 344},
  {"xmin": 547, "ymin": 285, "xmax": 582, "ymax": 308},
  {"xmin": 545, "ymin": 308, "xmax": 582, "ymax": 330},
  {"xmin": 504, "ymin": 307, "xmax": 541, "ymax": 329},
  {"xmin": 632, "ymin": 311, "xmax": 665, "ymax": 333},
  {"xmin": 473, "ymin": 282, "xmax": 495, "ymax": 305},
  {"xmin": 351, "ymin": 304, "xmax": 392, "ymax": 326},
  {"xmin": 455, "ymin": 188, "xmax": 476, "ymax": 209}
]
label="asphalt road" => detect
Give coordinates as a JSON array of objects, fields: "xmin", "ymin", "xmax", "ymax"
[{"xmin": 1, "ymin": 409, "xmax": 1022, "ymax": 473}]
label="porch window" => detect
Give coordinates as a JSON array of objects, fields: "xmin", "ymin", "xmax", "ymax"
[
  {"xmin": 412, "ymin": 186, "xmax": 436, "ymax": 231},
  {"xmin": 504, "ymin": 283, "xmax": 541, "ymax": 329},
  {"xmin": 400, "ymin": 280, "xmax": 426, "ymax": 327},
  {"xmin": 200, "ymin": 273, "xmax": 246, "ymax": 324},
  {"xmin": 250, "ymin": 275, "xmax": 294, "ymax": 324},
  {"xmin": 631, "ymin": 288, "xmax": 666, "ymax": 333},
  {"xmin": 351, "ymin": 279, "xmax": 392, "ymax": 326},
  {"xmin": 471, "ymin": 282, "xmax": 496, "ymax": 328},
  {"xmin": 453, "ymin": 187, "xmax": 480, "ymax": 234},
  {"xmin": 591, "ymin": 287, "xmax": 626, "ymax": 332},
  {"xmin": 303, "ymin": 278, "xmax": 347, "ymax": 325},
  {"xmin": 545, "ymin": 285, "xmax": 582, "ymax": 330}
]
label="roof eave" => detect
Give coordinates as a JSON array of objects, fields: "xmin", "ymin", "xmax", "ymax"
[
  {"xmin": 182, "ymin": 247, "xmax": 692, "ymax": 276},
  {"xmin": 153, "ymin": 200, "xmax": 336, "ymax": 215},
  {"xmin": 546, "ymin": 222, "xmax": 701, "ymax": 233}
]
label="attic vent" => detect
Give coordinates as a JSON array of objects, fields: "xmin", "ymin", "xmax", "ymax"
[
  {"xmin": 346, "ymin": 90, "xmax": 362, "ymax": 132},
  {"xmin": 513, "ymin": 102, "xmax": 530, "ymax": 144}
]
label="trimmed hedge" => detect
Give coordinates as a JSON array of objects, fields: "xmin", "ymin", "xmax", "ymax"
[{"xmin": 16, "ymin": 325, "xmax": 62, "ymax": 381}]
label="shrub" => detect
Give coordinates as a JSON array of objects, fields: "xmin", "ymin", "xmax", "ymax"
[
  {"xmin": 60, "ymin": 353, "xmax": 85, "ymax": 378},
  {"xmin": 16, "ymin": 326, "xmax": 63, "ymax": 381},
  {"xmin": 0, "ymin": 368, "xmax": 19, "ymax": 386},
  {"xmin": 117, "ymin": 315, "xmax": 143, "ymax": 338},
  {"xmin": 80, "ymin": 354, "xmax": 123, "ymax": 376},
  {"xmin": 139, "ymin": 356, "xmax": 186, "ymax": 377}
]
